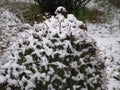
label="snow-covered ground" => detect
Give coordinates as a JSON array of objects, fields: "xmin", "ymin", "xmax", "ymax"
[
  {"xmin": 87, "ymin": 23, "xmax": 120, "ymax": 90},
  {"xmin": 86, "ymin": 0, "xmax": 120, "ymax": 89},
  {"xmin": 0, "ymin": 2, "xmax": 120, "ymax": 90}
]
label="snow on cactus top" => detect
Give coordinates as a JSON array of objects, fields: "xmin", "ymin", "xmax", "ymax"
[
  {"xmin": 55, "ymin": 6, "xmax": 67, "ymax": 15},
  {"xmin": 0, "ymin": 7, "xmax": 104, "ymax": 90}
]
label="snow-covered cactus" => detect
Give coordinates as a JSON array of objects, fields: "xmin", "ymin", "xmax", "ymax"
[{"xmin": 0, "ymin": 7, "xmax": 104, "ymax": 90}]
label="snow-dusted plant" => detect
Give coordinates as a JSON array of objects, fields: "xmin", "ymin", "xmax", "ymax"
[{"xmin": 0, "ymin": 7, "xmax": 104, "ymax": 90}]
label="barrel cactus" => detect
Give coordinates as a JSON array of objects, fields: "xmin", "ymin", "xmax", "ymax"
[{"xmin": 0, "ymin": 7, "xmax": 105, "ymax": 90}]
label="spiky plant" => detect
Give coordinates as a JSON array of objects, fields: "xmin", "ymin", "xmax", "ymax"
[{"xmin": 0, "ymin": 7, "xmax": 105, "ymax": 90}]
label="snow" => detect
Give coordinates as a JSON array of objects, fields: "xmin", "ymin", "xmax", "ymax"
[
  {"xmin": 55, "ymin": 6, "xmax": 67, "ymax": 15},
  {"xmin": 0, "ymin": 75, "xmax": 6, "ymax": 83},
  {"xmin": 0, "ymin": 3, "xmax": 120, "ymax": 90},
  {"xmin": 87, "ymin": 23, "xmax": 120, "ymax": 90},
  {"xmin": 7, "ymin": 0, "xmax": 35, "ymax": 3}
]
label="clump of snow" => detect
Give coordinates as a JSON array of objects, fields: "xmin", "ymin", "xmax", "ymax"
[
  {"xmin": 0, "ymin": 75, "xmax": 6, "ymax": 83},
  {"xmin": 0, "ymin": 7, "xmax": 104, "ymax": 90},
  {"xmin": 55, "ymin": 6, "xmax": 67, "ymax": 15}
]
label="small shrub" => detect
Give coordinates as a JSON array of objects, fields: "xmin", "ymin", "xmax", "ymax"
[
  {"xmin": 76, "ymin": 8, "xmax": 106, "ymax": 23},
  {"xmin": 22, "ymin": 4, "xmax": 43, "ymax": 23},
  {"xmin": 109, "ymin": 0, "xmax": 120, "ymax": 8}
]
